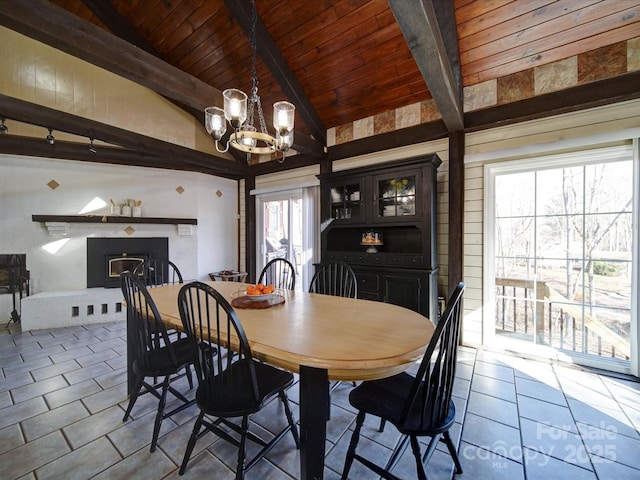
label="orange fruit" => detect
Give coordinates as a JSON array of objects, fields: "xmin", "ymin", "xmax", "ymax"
[{"xmin": 246, "ymin": 285, "xmax": 258, "ymax": 295}]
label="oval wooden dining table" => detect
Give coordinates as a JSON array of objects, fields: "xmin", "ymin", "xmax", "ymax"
[{"xmin": 140, "ymin": 281, "xmax": 434, "ymax": 480}]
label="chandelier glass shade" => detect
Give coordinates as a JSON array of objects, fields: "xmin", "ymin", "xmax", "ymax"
[{"xmin": 205, "ymin": 90, "xmax": 295, "ymax": 159}]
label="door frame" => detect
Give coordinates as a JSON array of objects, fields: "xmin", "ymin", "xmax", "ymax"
[{"xmin": 483, "ymin": 143, "xmax": 639, "ymax": 376}]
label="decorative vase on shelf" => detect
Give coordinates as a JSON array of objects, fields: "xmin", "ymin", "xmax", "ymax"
[{"xmin": 121, "ymin": 205, "xmax": 132, "ymax": 217}]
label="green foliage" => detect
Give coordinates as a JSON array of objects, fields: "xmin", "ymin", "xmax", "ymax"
[{"xmin": 593, "ymin": 261, "xmax": 619, "ymax": 276}]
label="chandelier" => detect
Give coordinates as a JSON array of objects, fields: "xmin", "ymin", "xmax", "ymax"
[{"xmin": 205, "ymin": 0, "xmax": 295, "ymax": 163}]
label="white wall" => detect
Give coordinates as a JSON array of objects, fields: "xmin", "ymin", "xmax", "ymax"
[{"xmin": 0, "ymin": 154, "xmax": 239, "ymax": 294}]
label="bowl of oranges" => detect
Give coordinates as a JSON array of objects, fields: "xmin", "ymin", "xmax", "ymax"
[{"xmin": 244, "ymin": 283, "xmax": 276, "ymax": 301}]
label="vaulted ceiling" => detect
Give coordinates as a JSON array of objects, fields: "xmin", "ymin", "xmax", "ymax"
[{"xmin": 1, "ymin": 0, "xmax": 639, "ymax": 178}]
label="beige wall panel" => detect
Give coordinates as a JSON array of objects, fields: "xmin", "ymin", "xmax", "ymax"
[
  {"xmin": 0, "ymin": 27, "xmax": 200, "ymax": 150},
  {"xmin": 465, "ymin": 199, "xmax": 483, "ymax": 212},
  {"xmin": 254, "ymin": 165, "xmax": 320, "ymax": 191},
  {"xmin": 465, "ymin": 99, "xmax": 640, "ymax": 159}
]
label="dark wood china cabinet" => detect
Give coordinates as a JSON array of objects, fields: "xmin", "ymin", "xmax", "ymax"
[{"xmin": 318, "ymin": 154, "xmax": 441, "ymax": 321}]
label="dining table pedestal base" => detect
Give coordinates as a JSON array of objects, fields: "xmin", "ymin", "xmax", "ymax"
[{"xmin": 299, "ymin": 365, "xmax": 330, "ymax": 480}]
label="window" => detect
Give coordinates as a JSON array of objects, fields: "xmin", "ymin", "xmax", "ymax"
[{"xmin": 485, "ymin": 144, "xmax": 638, "ymax": 374}]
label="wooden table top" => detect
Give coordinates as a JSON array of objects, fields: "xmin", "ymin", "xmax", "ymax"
[{"xmin": 148, "ymin": 281, "xmax": 434, "ymax": 381}]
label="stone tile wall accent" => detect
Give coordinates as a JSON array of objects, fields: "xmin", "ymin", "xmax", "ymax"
[{"xmin": 328, "ymin": 37, "xmax": 640, "ymax": 147}]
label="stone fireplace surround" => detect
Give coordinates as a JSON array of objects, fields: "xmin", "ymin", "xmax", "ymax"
[
  {"xmin": 22, "ymin": 237, "xmax": 171, "ymax": 331},
  {"xmin": 2, "ymin": 155, "xmax": 240, "ymax": 331}
]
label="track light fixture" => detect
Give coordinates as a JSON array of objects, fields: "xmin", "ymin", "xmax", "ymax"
[
  {"xmin": 46, "ymin": 128, "xmax": 55, "ymax": 145},
  {"xmin": 0, "ymin": 117, "xmax": 7, "ymax": 134},
  {"xmin": 88, "ymin": 138, "xmax": 97, "ymax": 154}
]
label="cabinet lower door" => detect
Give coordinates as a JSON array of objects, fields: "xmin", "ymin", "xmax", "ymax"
[{"xmin": 382, "ymin": 274, "xmax": 427, "ymax": 317}]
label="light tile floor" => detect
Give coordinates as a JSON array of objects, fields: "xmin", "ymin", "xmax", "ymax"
[{"xmin": 1, "ymin": 320, "xmax": 639, "ymax": 479}]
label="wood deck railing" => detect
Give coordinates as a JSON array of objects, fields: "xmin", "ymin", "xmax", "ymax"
[{"xmin": 495, "ymin": 277, "xmax": 630, "ymax": 360}]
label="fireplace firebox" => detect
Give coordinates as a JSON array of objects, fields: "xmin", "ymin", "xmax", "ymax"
[{"xmin": 87, "ymin": 238, "xmax": 169, "ymax": 288}]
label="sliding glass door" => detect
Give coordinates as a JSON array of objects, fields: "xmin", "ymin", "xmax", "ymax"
[
  {"xmin": 256, "ymin": 189, "xmax": 311, "ymax": 291},
  {"xmin": 484, "ymin": 144, "xmax": 638, "ymax": 374}
]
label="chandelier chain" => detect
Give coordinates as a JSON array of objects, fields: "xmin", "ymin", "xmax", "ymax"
[{"xmin": 248, "ymin": 0, "xmax": 268, "ymax": 135}]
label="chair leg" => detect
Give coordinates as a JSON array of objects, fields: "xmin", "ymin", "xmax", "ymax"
[
  {"xmin": 385, "ymin": 434, "xmax": 411, "ymax": 472},
  {"xmin": 179, "ymin": 411, "xmax": 205, "ymax": 475},
  {"xmin": 378, "ymin": 418, "xmax": 386, "ymax": 432},
  {"xmin": 185, "ymin": 365, "xmax": 194, "ymax": 389},
  {"xmin": 236, "ymin": 415, "xmax": 249, "ymax": 480},
  {"xmin": 442, "ymin": 430, "xmax": 463, "ymax": 474},
  {"xmin": 150, "ymin": 376, "xmax": 171, "ymax": 452},
  {"xmin": 410, "ymin": 435, "xmax": 428, "ymax": 480},
  {"xmin": 122, "ymin": 374, "xmax": 145, "ymax": 421},
  {"xmin": 279, "ymin": 391, "xmax": 300, "ymax": 448},
  {"xmin": 340, "ymin": 411, "xmax": 365, "ymax": 480}
]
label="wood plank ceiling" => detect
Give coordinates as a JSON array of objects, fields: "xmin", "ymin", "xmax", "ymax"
[{"xmin": 1, "ymin": 0, "xmax": 639, "ymax": 176}]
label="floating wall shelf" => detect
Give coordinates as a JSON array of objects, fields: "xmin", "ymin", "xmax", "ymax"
[{"xmin": 32, "ymin": 215, "xmax": 197, "ymax": 236}]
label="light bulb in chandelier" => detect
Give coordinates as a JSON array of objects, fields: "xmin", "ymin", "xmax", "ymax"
[
  {"xmin": 223, "ymin": 89, "xmax": 248, "ymax": 129},
  {"xmin": 238, "ymin": 125, "xmax": 258, "ymax": 149},
  {"xmin": 273, "ymin": 101, "xmax": 295, "ymax": 137},
  {"xmin": 205, "ymin": 107, "xmax": 226, "ymax": 141}
]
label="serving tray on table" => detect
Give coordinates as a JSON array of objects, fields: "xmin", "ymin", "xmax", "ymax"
[{"xmin": 231, "ymin": 292, "xmax": 285, "ymax": 309}]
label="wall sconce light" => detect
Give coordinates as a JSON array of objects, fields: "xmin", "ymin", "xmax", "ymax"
[
  {"xmin": 46, "ymin": 128, "xmax": 55, "ymax": 145},
  {"xmin": 0, "ymin": 117, "xmax": 8, "ymax": 134},
  {"xmin": 88, "ymin": 138, "xmax": 97, "ymax": 154}
]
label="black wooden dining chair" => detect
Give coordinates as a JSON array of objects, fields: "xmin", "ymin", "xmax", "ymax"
[
  {"xmin": 340, "ymin": 282, "xmax": 465, "ymax": 480},
  {"xmin": 133, "ymin": 258, "xmax": 183, "ymax": 287},
  {"xmin": 309, "ymin": 261, "xmax": 357, "ymax": 298},
  {"xmin": 309, "ymin": 261, "xmax": 358, "ymax": 411},
  {"xmin": 177, "ymin": 281, "xmax": 300, "ymax": 479},
  {"xmin": 134, "ymin": 258, "xmax": 184, "ymax": 340},
  {"xmin": 120, "ymin": 271, "xmax": 196, "ymax": 452},
  {"xmin": 258, "ymin": 257, "xmax": 296, "ymax": 291}
]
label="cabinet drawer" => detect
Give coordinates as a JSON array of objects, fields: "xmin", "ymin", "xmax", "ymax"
[
  {"xmin": 357, "ymin": 273, "xmax": 379, "ymax": 293},
  {"xmin": 353, "ymin": 252, "xmax": 368, "ymax": 264},
  {"xmin": 403, "ymin": 255, "xmax": 424, "ymax": 266},
  {"xmin": 367, "ymin": 254, "xmax": 385, "ymax": 265},
  {"xmin": 325, "ymin": 252, "xmax": 353, "ymax": 263},
  {"xmin": 387, "ymin": 254, "xmax": 403, "ymax": 266}
]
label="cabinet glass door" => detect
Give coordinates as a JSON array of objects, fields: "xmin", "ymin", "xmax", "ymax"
[
  {"xmin": 329, "ymin": 181, "xmax": 363, "ymax": 222},
  {"xmin": 375, "ymin": 170, "xmax": 419, "ymax": 221}
]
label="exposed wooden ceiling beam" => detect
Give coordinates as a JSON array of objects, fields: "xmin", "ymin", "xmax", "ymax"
[
  {"xmin": 78, "ymin": 0, "xmax": 204, "ymax": 120},
  {"xmin": 224, "ymin": 0, "xmax": 327, "ymax": 144},
  {"xmin": 389, "ymin": 0, "xmax": 464, "ymax": 132},
  {"xmin": 80, "ymin": 0, "xmax": 158, "ymax": 57},
  {"xmin": 0, "ymin": 0, "xmax": 325, "ymax": 159},
  {"xmin": 328, "ymin": 120, "xmax": 449, "ymax": 161},
  {"xmin": 0, "ymin": 135, "xmax": 211, "ymax": 173},
  {"xmin": 0, "ymin": 94, "xmax": 248, "ymax": 179},
  {"xmin": 248, "ymin": 154, "xmax": 322, "ymax": 176},
  {"xmin": 0, "ymin": 0, "xmax": 221, "ymax": 112},
  {"xmin": 324, "ymin": 70, "xmax": 640, "ymax": 163}
]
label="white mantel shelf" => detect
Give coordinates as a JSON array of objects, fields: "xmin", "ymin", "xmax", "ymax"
[
  {"xmin": 32, "ymin": 215, "xmax": 197, "ymax": 236},
  {"xmin": 32, "ymin": 214, "xmax": 197, "ymax": 225}
]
